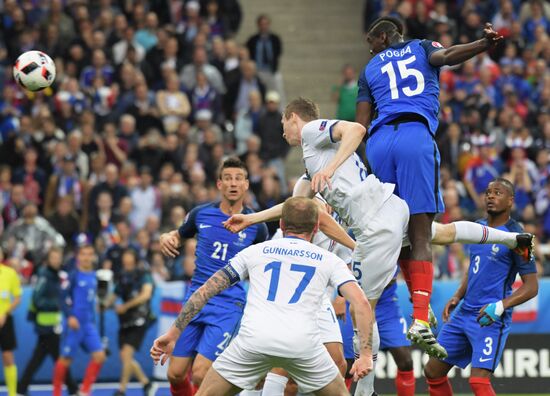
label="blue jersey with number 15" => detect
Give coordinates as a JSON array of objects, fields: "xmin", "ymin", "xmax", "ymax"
[
  {"xmin": 178, "ymin": 202, "xmax": 268, "ymax": 311},
  {"xmin": 358, "ymin": 39, "xmax": 444, "ymax": 135}
]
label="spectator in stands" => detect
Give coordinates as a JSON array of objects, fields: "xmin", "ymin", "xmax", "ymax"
[
  {"xmin": 180, "ymin": 46, "xmax": 226, "ymax": 95},
  {"xmin": 107, "ymin": 249, "xmax": 154, "ymax": 396},
  {"xmin": 12, "ymin": 147, "xmax": 47, "ymax": 207},
  {"xmin": 88, "ymin": 163, "xmax": 128, "ymax": 218},
  {"xmin": 256, "ymin": 91, "xmax": 289, "ymax": 194},
  {"xmin": 246, "ymin": 14, "xmax": 283, "ymax": 95},
  {"xmin": 1, "ymin": 202, "xmax": 65, "ymax": 264},
  {"xmin": 464, "ymin": 137, "xmax": 504, "ymax": 210},
  {"xmin": 234, "ymin": 89, "xmax": 263, "ymax": 155},
  {"xmin": 135, "ymin": 12, "xmax": 159, "ymax": 52},
  {"xmin": 88, "ymin": 191, "xmax": 119, "ymax": 240},
  {"xmin": 2, "ymin": 184, "xmax": 25, "ymax": 230},
  {"xmin": 48, "ymin": 196, "xmax": 80, "ymax": 251},
  {"xmin": 79, "ymin": 49, "xmax": 115, "ymax": 90},
  {"xmin": 129, "ymin": 166, "xmax": 161, "ymax": 231},
  {"xmin": 190, "ymin": 70, "xmax": 223, "ymax": 124},
  {"xmin": 44, "ymin": 154, "xmax": 85, "ymax": 216},
  {"xmin": 156, "ymin": 71, "xmax": 191, "ymax": 134},
  {"xmin": 226, "ymin": 59, "xmax": 266, "ymax": 120},
  {"xmin": 189, "ymin": 109, "xmax": 223, "ymax": 144},
  {"xmin": 331, "ymin": 64, "xmax": 359, "ymax": 121}
]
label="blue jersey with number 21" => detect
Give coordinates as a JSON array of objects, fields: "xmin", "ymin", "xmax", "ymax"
[
  {"xmin": 358, "ymin": 39, "xmax": 444, "ymax": 135},
  {"xmin": 178, "ymin": 202, "xmax": 268, "ymax": 311}
]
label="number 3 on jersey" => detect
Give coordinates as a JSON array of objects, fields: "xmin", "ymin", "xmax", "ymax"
[
  {"xmin": 264, "ymin": 261, "xmax": 316, "ymax": 304},
  {"xmin": 381, "ymin": 55, "xmax": 425, "ymax": 99}
]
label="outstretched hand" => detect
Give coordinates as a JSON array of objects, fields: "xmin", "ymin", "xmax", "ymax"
[
  {"xmin": 482, "ymin": 23, "xmax": 503, "ymax": 47},
  {"xmin": 311, "ymin": 167, "xmax": 334, "ymax": 193},
  {"xmin": 223, "ymin": 214, "xmax": 251, "ymax": 233},
  {"xmin": 150, "ymin": 333, "xmax": 177, "ymax": 366},
  {"xmin": 159, "ymin": 233, "xmax": 180, "ymax": 258}
]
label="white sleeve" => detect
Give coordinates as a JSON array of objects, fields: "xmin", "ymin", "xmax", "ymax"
[
  {"xmin": 333, "ymin": 244, "xmax": 353, "ymax": 265},
  {"xmin": 328, "ymin": 257, "xmax": 356, "ymax": 293},
  {"xmin": 301, "ymin": 119, "xmax": 341, "ymax": 150},
  {"xmin": 227, "ymin": 248, "xmax": 251, "ymax": 281}
]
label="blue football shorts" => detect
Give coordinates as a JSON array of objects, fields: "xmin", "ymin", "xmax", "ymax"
[
  {"xmin": 437, "ymin": 307, "xmax": 510, "ymax": 371},
  {"xmin": 367, "ymin": 121, "xmax": 444, "ymax": 215},
  {"xmin": 172, "ymin": 302, "xmax": 243, "ymax": 361}
]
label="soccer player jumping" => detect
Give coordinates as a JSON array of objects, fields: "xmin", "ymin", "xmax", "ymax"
[{"xmin": 356, "ymin": 17, "xmax": 504, "ymax": 353}]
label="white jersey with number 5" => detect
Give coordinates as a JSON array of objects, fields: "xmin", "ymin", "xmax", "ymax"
[
  {"xmin": 301, "ymin": 119, "xmax": 395, "ymax": 241},
  {"xmin": 227, "ymin": 236, "xmax": 356, "ymax": 357}
]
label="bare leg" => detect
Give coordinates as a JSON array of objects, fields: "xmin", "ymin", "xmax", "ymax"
[{"xmin": 195, "ymin": 366, "xmax": 242, "ymax": 396}]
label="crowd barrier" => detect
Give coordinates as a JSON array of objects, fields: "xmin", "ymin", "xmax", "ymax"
[{"xmin": 2, "ymin": 279, "xmax": 549, "ymax": 393}]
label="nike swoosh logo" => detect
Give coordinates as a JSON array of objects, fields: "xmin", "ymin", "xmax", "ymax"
[
  {"xmin": 479, "ymin": 357, "xmax": 492, "ymax": 362},
  {"xmin": 199, "ymin": 224, "xmax": 212, "ymax": 229}
]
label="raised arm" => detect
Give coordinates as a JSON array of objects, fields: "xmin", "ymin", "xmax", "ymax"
[
  {"xmin": 429, "ymin": 23, "xmax": 502, "ymax": 67},
  {"xmin": 150, "ymin": 268, "xmax": 234, "ymax": 365},
  {"xmin": 310, "ymin": 121, "xmax": 367, "ymax": 192},
  {"xmin": 356, "ymin": 101, "xmax": 372, "ymax": 130}
]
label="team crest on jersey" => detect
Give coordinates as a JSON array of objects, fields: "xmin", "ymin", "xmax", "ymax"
[
  {"xmin": 432, "ymin": 41, "xmax": 444, "ymax": 48},
  {"xmin": 234, "ymin": 230, "xmax": 247, "ymax": 246},
  {"xmin": 319, "ymin": 120, "xmax": 327, "ymax": 131}
]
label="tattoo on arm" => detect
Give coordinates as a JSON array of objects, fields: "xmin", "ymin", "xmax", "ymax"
[{"xmin": 173, "ymin": 270, "xmax": 232, "ymax": 332}]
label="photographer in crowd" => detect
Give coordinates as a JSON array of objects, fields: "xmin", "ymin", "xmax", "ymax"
[{"xmin": 106, "ymin": 249, "xmax": 155, "ymax": 396}]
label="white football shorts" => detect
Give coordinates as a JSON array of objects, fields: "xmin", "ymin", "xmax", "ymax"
[
  {"xmin": 352, "ymin": 193, "xmax": 409, "ymax": 300},
  {"xmin": 212, "ymin": 336, "xmax": 340, "ymax": 394},
  {"xmin": 318, "ymin": 300, "xmax": 343, "ymax": 344}
]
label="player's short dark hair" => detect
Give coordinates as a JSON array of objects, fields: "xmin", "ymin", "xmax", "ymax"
[
  {"xmin": 218, "ymin": 157, "xmax": 248, "ymax": 179},
  {"xmin": 491, "ymin": 178, "xmax": 515, "ymax": 196},
  {"xmin": 284, "ymin": 98, "xmax": 320, "ymax": 122},
  {"xmin": 367, "ymin": 16, "xmax": 404, "ymax": 37},
  {"xmin": 281, "ymin": 197, "xmax": 319, "ymax": 235}
]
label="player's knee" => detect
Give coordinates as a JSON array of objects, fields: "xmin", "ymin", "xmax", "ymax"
[
  {"xmin": 92, "ymin": 351, "xmax": 106, "ymax": 364},
  {"xmin": 191, "ymin": 364, "xmax": 209, "ymax": 386},
  {"xmin": 167, "ymin": 368, "xmax": 187, "ymax": 385},
  {"xmin": 423, "ymin": 360, "xmax": 440, "ymax": 379}
]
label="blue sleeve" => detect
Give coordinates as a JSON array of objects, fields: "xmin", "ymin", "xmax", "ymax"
[
  {"xmin": 61, "ymin": 272, "xmax": 76, "ymax": 317},
  {"xmin": 254, "ymin": 223, "xmax": 269, "ymax": 244},
  {"xmin": 356, "ymin": 67, "xmax": 373, "ymax": 103},
  {"xmin": 420, "ymin": 40, "xmax": 445, "ymax": 65},
  {"xmin": 178, "ymin": 206, "xmax": 200, "ymax": 239},
  {"xmin": 512, "ymin": 248, "xmax": 537, "ymax": 275}
]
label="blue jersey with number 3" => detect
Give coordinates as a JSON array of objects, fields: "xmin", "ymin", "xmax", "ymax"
[
  {"xmin": 358, "ymin": 39, "xmax": 444, "ymax": 135},
  {"xmin": 178, "ymin": 202, "xmax": 268, "ymax": 311},
  {"xmin": 462, "ymin": 219, "xmax": 536, "ymax": 322}
]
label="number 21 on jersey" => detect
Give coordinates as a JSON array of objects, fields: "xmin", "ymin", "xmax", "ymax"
[
  {"xmin": 381, "ymin": 55, "xmax": 425, "ymax": 99},
  {"xmin": 264, "ymin": 261, "xmax": 316, "ymax": 304}
]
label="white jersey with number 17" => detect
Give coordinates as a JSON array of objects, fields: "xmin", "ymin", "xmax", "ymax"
[{"xmin": 227, "ymin": 236, "xmax": 356, "ymax": 358}]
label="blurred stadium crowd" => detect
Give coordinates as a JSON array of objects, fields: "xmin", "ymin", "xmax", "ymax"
[{"xmin": 0, "ymin": 0, "xmax": 548, "ymax": 291}]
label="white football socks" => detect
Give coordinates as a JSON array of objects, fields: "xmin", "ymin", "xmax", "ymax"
[
  {"xmin": 353, "ymin": 322, "xmax": 379, "ymax": 396},
  {"xmin": 435, "ymin": 221, "xmax": 518, "ymax": 248},
  {"xmin": 261, "ymin": 372, "xmax": 289, "ymax": 396},
  {"xmin": 239, "ymin": 390, "xmax": 263, "ymax": 396}
]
